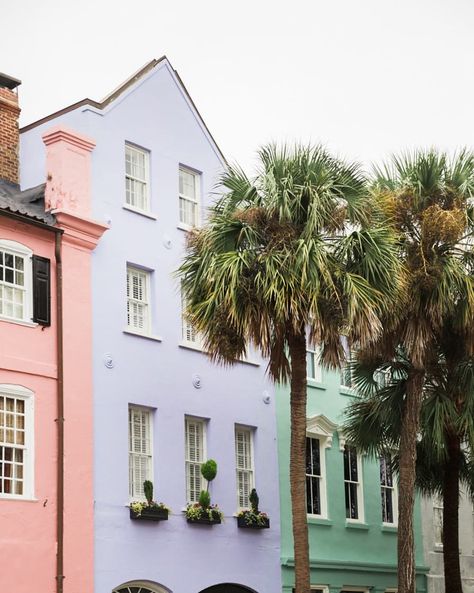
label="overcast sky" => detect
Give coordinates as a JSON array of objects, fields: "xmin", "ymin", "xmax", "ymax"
[{"xmin": 2, "ymin": 0, "xmax": 474, "ymax": 173}]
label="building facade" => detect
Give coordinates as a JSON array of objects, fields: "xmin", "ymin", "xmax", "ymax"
[
  {"xmin": 20, "ymin": 58, "xmax": 282, "ymax": 593},
  {"xmin": 421, "ymin": 493, "xmax": 474, "ymax": 593},
  {"xmin": 276, "ymin": 352, "xmax": 429, "ymax": 593},
  {"xmin": 0, "ymin": 75, "xmax": 106, "ymax": 592}
]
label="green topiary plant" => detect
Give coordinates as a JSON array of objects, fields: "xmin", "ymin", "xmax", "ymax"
[
  {"xmin": 143, "ymin": 480, "xmax": 153, "ymax": 506},
  {"xmin": 198, "ymin": 489, "xmax": 211, "ymax": 509},
  {"xmin": 249, "ymin": 488, "xmax": 259, "ymax": 514},
  {"xmin": 201, "ymin": 459, "xmax": 217, "ymax": 486}
]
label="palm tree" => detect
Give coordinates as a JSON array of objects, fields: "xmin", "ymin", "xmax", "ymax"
[
  {"xmin": 178, "ymin": 144, "xmax": 401, "ymax": 593},
  {"xmin": 361, "ymin": 150, "xmax": 474, "ymax": 593},
  {"xmin": 344, "ymin": 343, "xmax": 474, "ymax": 593}
]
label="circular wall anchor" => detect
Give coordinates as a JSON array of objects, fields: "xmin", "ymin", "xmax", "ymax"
[
  {"xmin": 262, "ymin": 391, "xmax": 271, "ymax": 404},
  {"xmin": 163, "ymin": 235, "xmax": 172, "ymax": 250},
  {"xmin": 192, "ymin": 374, "xmax": 202, "ymax": 389},
  {"xmin": 104, "ymin": 354, "xmax": 114, "ymax": 369}
]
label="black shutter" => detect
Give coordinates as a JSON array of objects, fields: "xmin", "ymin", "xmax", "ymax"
[{"xmin": 32, "ymin": 255, "xmax": 51, "ymax": 326}]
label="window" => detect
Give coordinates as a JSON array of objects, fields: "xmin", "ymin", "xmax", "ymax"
[
  {"xmin": 380, "ymin": 455, "xmax": 397, "ymax": 524},
  {"xmin": 433, "ymin": 494, "xmax": 443, "ymax": 547},
  {"xmin": 181, "ymin": 283, "xmax": 202, "ymax": 347},
  {"xmin": 340, "ymin": 337, "xmax": 355, "ymax": 389},
  {"xmin": 126, "ymin": 266, "xmax": 150, "ymax": 334},
  {"xmin": 125, "ymin": 144, "xmax": 150, "ymax": 211},
  {"xmin": 235, "ymin": 426, "xmax": 254, "ymax": 509},
  {"xmin": 128, "ymin": 406, "xmax": 152, "ymax": 500},
  {"xmin": 114, "ymin": 583, "xmax": 167, "ymax": 593},
  {"xmin": 344, "ymin": 445, "xmax": 363, "ymax": 520},
  {"xmin": 0, "ymin": 385, "xmax": 34, "ymax": 498},
  {"xmin": 306, "ymin": 437, "xmax": 322, "ymax": 515},
  {"xmin": 179, "ymin": 167, "xmax": 200, "ymax": 227},
  {"xmin": 306, "ymin": 348, "xmax": 322, "ymax": 382},
  {"xmin": 185, "ymin": 417, "xmax": 206, "ymax": 503}
]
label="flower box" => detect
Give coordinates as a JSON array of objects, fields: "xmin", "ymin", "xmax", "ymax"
[
  {"xmin": 186, "ymin": 510, "xmax": 222, "ymax": 525},
  {"xmin": 129, "ymin": 506, "xmax": 169, "ymax": 521},
  {"xmin": 237, "ymin": 514, "xmax": 270, "ymax": 529}
]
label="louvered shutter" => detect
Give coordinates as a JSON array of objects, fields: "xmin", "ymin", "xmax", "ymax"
[
  {"xmin": 128, "ymin": 407, "xmax": 152, "ymax": 499},
  {"xmin": 185, "ymin": 418, "xmax": 204, "ymax": 502},
  {"xmin": 235, "ymin": 428, "xmax": 254, "ymax": 509},
  {"xmin": 32, "ymin": 256, "xmax": 50, "ymax": 325}
]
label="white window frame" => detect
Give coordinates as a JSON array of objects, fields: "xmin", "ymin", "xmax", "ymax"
[
  {"xmin": 126, "ymin": 265, "xmax": 151, "ymax": 335},
  {"xmin": 180, "ymin": 282, "xmax": 203, "ymax": 349},
  {"xmin": 306, "ymin": 346, "xmax": 322, "ymax": 383},
  {"xmin": 0, "ymin": 384, "xmax": 34, "ymax": 500},
  {"xmin": 235, "ymin": 425, "xmax": 255, "ymax": 510},
  {"xmin": 0, "ymin": 240, "xmax": 33, "ymax": 324},
  {"xmin": 343, "ymin": 444, "xmax": 365, "ymax": 523},
  {"xmin": 380, "ymin": 454, "xmax": 398, "ymax": 526},
  {"xmin": 125, "ymin": 143, "xmax": 150, "ymax": 213},
  {"xmin": 178, "ymin": 166, "xmax": 200, "ymax": 229},
  {"xmin": 306, "ymin": 414, "xmax": 337, "ymax": 520},
  {"xmin": 128, "ymin": 405, "xmax": 153, "ymax": 501},
  {"xmin": 306, "ymin": 436, "xmax": 324, "ymax": 517},
  {"xmin": 340, "ymin": 336, "xmax": 356, "ymax": 390},
  {"xmin": 433, "ymin": 494, "xmax": 444, "ymax": 549},
  {"xmin": 185, "ymin": 416, "xmax": 207, "ymax": 504}
]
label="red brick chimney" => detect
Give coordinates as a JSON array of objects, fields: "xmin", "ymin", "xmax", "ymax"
[{"xmin": 0, "ymin": 73, "xmax": 21, "ymax": 186}]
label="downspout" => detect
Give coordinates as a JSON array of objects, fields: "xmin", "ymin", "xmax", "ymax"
[{"xmin": 55, "ymin": 230, "xmax": 64, "ymax": 593}]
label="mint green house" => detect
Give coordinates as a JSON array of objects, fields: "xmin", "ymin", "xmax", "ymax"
[{"xmin": 276, "ymin": 352, "xmax": 428, "ymax": 593}]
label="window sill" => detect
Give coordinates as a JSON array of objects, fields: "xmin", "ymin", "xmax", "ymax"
[
  {"xmin": 340, "ymin": 386, "xmax": 356, "ymax": 396},
  {"xmin": 122, "ymin": 204, "xmax": 157, "ymax": 220},
  {"xmin": 0, "ymin": 317, "xmax": 38, "ymax": 328},
  {"xmin": 177, "ymin": 223, "xmax": 199, "ymax": 232},
  {"xmin": 381, "ymin": 524, "xmax": 398, "ymax": 533},
  {"xmin": 307, "ymin": 516, "xmax": 333, "ymax": 526},
  {"xmin": 307, "ymin": 379, "xmax": 326, "ymax": 390},
  {"xmin": 0, "ymin": 494, "xmax": 38, "ymax": 502},
  {"xmin": 179, "ymin": 341, "xmax": 205, "ymax": 352},
  {"xmin": 123, "ymin": 329, "xmax": 162, "ymax": 342},
  {"xmin": 345, "ymin": 520, "xmax": 369, "ymax": 530}
]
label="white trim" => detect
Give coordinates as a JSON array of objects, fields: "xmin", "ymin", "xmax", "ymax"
[
  {"xmin": 310, "ymin": 587, "xmax": 329, "ymax": 593},
  {"xmin": 179, "ymin": 166, "xmax": 201, "ymax": 228},
  {"xmin": 343, "ymin": 444, "xmax": 365, "ymax": 523},
  {"xmin": 306, "ymin": 414, "xmax": 336, "ymax": 520},
  {"xmin": 0, "ymin": 240, "xmax": 33, "ymax": 324},
  {"xmin": 184, "ymin": 416, "xmax": 207, "ymax": 504},
  {"xmin": 0, "ymin": 384, "xmax": 34, "ymax": 500},
  {"xmin": 306, "ymin": 347, "xmax": 322, "ymax": 383},
  {"xmin": 113, "ymin": 581, "xmax": 169, "ymax": 593},
  {"xmin": 126, "ymin": 265, "xmax": 152, "ymax": 335},
  {"xmin": 123, "ymin": 329, "xmax": 162, "ymax": 342},
  {"xmin": 380, "ymin": 454, "xmax": 398, "ymax": 526},
  {"xmin": 235, "ymin": 425, "xmax": 255, "ymax": 510},
  {"xmin": 122, "ymin": 204, "xmax": 157, "ymax": 220},
  {"xmin": 125, "ymin": 143, "xmax": 150, "ymax": 212},
  {"xmin": 128, "ymin": 405, "xmax": 154, "ymax": 501}
]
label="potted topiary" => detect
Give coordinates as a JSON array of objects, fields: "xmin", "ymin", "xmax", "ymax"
[
  {"xmin": 185, "ymin": 459, "xmax": 223, "ymax": 525},
  {"xmin": 236, "ymin": 488, "xmax": 270, "ymax": 529},
  {"xmin": 129, "ymin": 480, "xmax": 170, "ymax": 521}
]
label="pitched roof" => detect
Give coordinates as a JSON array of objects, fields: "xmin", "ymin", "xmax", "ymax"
[
  {"xmin": 20, "ymin": 57, "xmax": 226, "ymax": 163},
  {"xmin": 0, "ymin": 180, "xmax": 54, "ymax": 225}
]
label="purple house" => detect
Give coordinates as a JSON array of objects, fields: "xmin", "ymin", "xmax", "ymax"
[{"xmin": 20, "ymin": 58, "xmax": 281, "ymax": 593}]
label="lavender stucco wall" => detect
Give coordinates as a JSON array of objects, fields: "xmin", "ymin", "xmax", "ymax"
[{"xmin": 21, "ymin": 61, "xmax": 281, "ymax": 593}]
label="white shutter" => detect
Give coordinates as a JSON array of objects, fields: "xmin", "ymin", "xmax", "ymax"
[
  {"xmin": 127, "ymin": 266, "xmax": 150, "ymax": 333},
  {"xmin": 128, "ymin": 406, "xmax": 152, "ymax": 499},
  {"xmin": 185, "ymin": 418, "xmax": 205, "ymax": 503},
  {"xmin": 235, "ymin": 427, "xmax": 254, "ymax": 509}
]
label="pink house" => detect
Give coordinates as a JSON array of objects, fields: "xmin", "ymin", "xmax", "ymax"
[{"xmin": 0, "ymin": 74, "xmax": 107, "ymax": 593}]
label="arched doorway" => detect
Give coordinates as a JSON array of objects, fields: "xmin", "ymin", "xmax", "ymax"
[
  {"xmin": 113, "ymin": 581, "xmax": 170, "ymax": 593},
  {"xmin": 199, "ymin": 585, "xmax": 257, "ymax": 593}
]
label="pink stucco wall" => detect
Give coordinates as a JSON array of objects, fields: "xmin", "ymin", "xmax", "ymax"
[
  {"xmin": 0, "ymin": 216, "xmax": 58, "ymax": 593},
  {"xmin": 0, "ymin": 126, "xmax": 106, "ymax": 593}
]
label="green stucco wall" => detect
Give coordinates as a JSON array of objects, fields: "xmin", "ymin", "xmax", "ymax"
[{"xmin": 276, "ymin": 366, "xmax": 428, "ymax": 592}]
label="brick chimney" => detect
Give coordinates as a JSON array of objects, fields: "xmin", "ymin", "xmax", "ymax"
[{"xmin": 0, "ymin": 73, "xmax": 21, "ymax": 186}]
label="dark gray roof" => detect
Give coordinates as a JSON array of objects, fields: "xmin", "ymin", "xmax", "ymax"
[{"xmin": 0, "ymin": 180, "xmax": 55, "ymax": 225}]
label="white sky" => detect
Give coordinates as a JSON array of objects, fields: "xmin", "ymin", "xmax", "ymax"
[{"xmin": 2, "ymin": 0, "xmax": 474, "ymax": 173}]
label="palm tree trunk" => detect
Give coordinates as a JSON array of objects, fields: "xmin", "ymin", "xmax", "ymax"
[
  {"xmin": 288, "ymin": 329, "xmax": 311, "ymax": 593},
  {"xmin": 443, "ymin": 433, "xmax": 463, "ymax": 593},
  {"xmin": 398, "ymin": 371, "xmax": 424, "ymax": 593}
]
